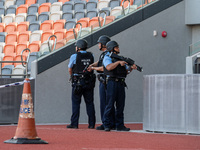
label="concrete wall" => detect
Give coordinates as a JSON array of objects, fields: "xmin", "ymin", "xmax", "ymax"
[{"xmin": 34, "ymin": 1, "xmax": 192, "ymax": 124}]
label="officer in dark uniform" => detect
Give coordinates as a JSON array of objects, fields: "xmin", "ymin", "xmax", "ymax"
[
  {"xmin": 102, "ymin": 41, "xmax": 137, "ymax": 131},
  {"xmin": 88, "ymin": 35, "xmax": 115, "ymax": 130},
  {"xmin": 67, "ymin": 39, "xmax": 96, "ymax": 129}
]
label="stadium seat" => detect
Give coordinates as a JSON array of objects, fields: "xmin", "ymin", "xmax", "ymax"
[
  {"xmin": 64, "ymin": 18, "xmax": 77, "ymax": 30},
  {"xmin": 74, "ymin": 9, "xmax": 86, "ymax": 21},
  {"xmin": 86, "ymin": 8, "xmax": 98, "ymax": 19},
  {"xmin": 110, "ymin": 6, "xmax": 122, "ymax": 17},
  {"xmin": 38, "ymin": 12, "xmax": 50, "ymax": 23},
  {"xmin": 49, "ymin": 0, "xmax": 58, "ymax": 4},
  {"xmin": 109, "ymin": 0, "xmax": 120, "ymax": 9},
  {"xmin": 53, "ymin": 19, "xmax": 65, "ymax": 31},
  {"xmin": 86, "ymin": 0, "xmax": 97, "ymax": 11},
  {"xmin": 38, "ymin": 3, "xmax": 51, "ymax": 14},
  {"xmin": 18, "ymin": 31, "xmax": 31, "ymax": 43},
  {"xmin": 133, "ymin": 0, "xmax": 147, "ymax": 9},
  {"xmin": 59, "ymin": 0, "xmax": 69, "ymax": 4},
  {"xmin": 5, "ymin": 22, "xmax": 17, "ymax": 33},
  {"xmin": 17, "ymin": 21, "xmax": 29, "ymax": 33},
  {"xmin": 120, "ymin": 0, "xmax": 133, "ymax": 8},
  {"xmin": 0, "ymin": 1, "xmax": 4, "ymax": 6},
  {"xmin": 37, "ymin": 0, "xmax": 48, "ymax": 5},
  {"xmin": 25, "ymin": 0, "xmax": 37, "ymax": 6},
  {"xmin": 5, "ymin": 0, "xmax": 15, "ymax": 8},
  {"xmin": 62, "ymin": 1, "xmax": 74, "ymax": 12},
  {"xmin": 77, "ymin": 17, "xmax": 90, "ymax": 29},
  {"xmin": 78, "ymin": 27, "xmax": 91, "ymax": 38},
  {"xmin": 16, "ymin": 4, "xmax": 28, "ymax": 15},
  {"xmin": 40, "ymin": 20, "xmax": 54, "ymax": 31},
  {"xmin": 15, "ymin": 0, "xmax": 25, "ymax": 7},
  {"xmin": 54, "ymin": 29, "xmax": 66, "ymax": 41},
  {"xmin": 3, "ymin": 43, "xmax": 16, "ymax": 56},
  {"xmin": 74, "ymin": 1, "xmax": 86, "ymax": 11},
  {"xmin": 124, "ymin": 4, "xmax": 137, "ymax": 14},
  {"xmin": 100, "ymin": 7, "xmax": 111, "ymax": 17},
  {"xmin": 3, "ymin": 14, "xmax": 15, "ymax": 25},
  {"xmin": 15, "ymin": 42, "xmax": 28, "ymax": 56},
  {"xmin": 6, "ymin": 5, "xmax": 17, "ymax": 14},
  {"xmin": 0, "ymin": 6, "xmax": 5, "ymax": 15},
  {"xmin": 55, "ymin": 39, "xmax": 66, "ymax": 49},
  {"xmin": 62, "ymin": 10, "xmax": 74, "ymax": 21},
  {"xmin": 11, "ymin": 64, "xmax": 26, "ymax": 78},
  {"xmin": 28, "ymin": 41, "xmax": 41, "ymax": 52},
  {"xmin": 89, "ymin": 16, "xmax": 103, "ymax": 29},
  {"xmin": 0, "ymin": 14, "xmax": 3, "ymax": 22},
  {"xmin": 2, "ymin": 56, "xmax": 14, "ymax": 68},
  {"xmin": 1, "ymin": 64, "xmax": 14, "ymax": 78},
  {"xmin": 29, "ymin": 30, "xmax": 43, "ymax": 43},
  {"xmin": 15, "ymin": 13, "xmax": 27, "ymax": 23},
  {"xmin": 65, "ymin": 28, "xmax": 77, "ymax": 42},
  {"xmin": 0, "ymin": 42, "xmax": 5, "ymax": 54},
  {"xmin": 97, "ymin": 0, "xmax": 110, "ymax": 10},
  {"xmin": 104, "ymin": 15, "xmax": 115, "ymax": 25},
  {"xmin": 0, "ymin": 32, "xmax": 7, "ymax": 42},
  {"xmin": 5, "ymin": 32, "xmax": 18, "ymax": 44},
  {"xmin": 50, "ymin": 2, "xmax": 62, "ymax": 12},
  {"xmin": 50, "ymin": 11, "xmax": 62, "ymax": 22},
  {"xmin": 39, "ymin": 40, "xmax": 54, "ymax": 55},
  {"xmin": 14, "ymin": 55, "xmax": 26, "ymax": 67},
  {"xmin": 27, "ymin": 3, "xmax": 39, "ymax": 14},
  {"xmin": 28, "ymin": 21, "xmax": 41, "ymax": 32},
  {"xmin": 27, "ymin": 52, "xmax": 39, "ymax": 73},
  {"xmin": 0, "ymin": 23, "xmax": 5, "ymax": 32},
  {"xmin": 26, "ymin": 13, "xmax": 38, "ymax": 23},
  {"xmin": 41, "ymin": 30, "xmax": 54, "ymax": 43}
]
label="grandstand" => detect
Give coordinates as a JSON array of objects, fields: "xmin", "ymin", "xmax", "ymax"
[{"xmin": 0, "ymin": 0, "xmax": 200, "ymax": 139}]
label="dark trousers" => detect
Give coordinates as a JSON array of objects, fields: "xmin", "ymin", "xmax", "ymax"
[
  {"xmin": 99, "ymin": 81, "xmax": 115, "ymax": 127},
  {"xmin": 71, "ymin": 85, "xmax": 96, "ymax": 127},
  {"xmin": 103, "ymin": 80, "xmax": 125, "ymax": 129}
]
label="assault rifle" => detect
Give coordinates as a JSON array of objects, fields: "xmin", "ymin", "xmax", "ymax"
[{"xmin": 109, "ymin": 52, "xmax": 143, "ymax": 72}]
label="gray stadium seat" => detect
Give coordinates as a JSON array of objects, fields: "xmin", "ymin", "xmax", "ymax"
[
  {"xmin": 6, "ymin": 5, "xmax": 17, "ymax": 15},
  {"xmin": 28, "ymin": 21, "xmax": 41, "ymax": 32},
  {"xmin": 100, "ymin": 7, "xmax": 111, "ymax": 17},
  {"xmin": 15, "ymin": 0, "xmax": 25, "ymax": 7},
  {"xmin": 109, "ymin": 0, "xmax": 120, "ymax": 9},
  {"xmin": 49, "ymin": 0, "xmax": 58, "ymax": 4},
  {"xmin": 38, "ymin": 12, "xmax": 50, "ymax": 23},
  {"xmin": 64, "ymin": 18, "xmax": 77, "ymax": 30},
  {"xmin": 74, "ymin": 1, "xmax": 86, "ymax": 11},
  {"xmin": 11, "ymin": 65, "xmax": 26, "ymax": 78},
  {"xmin": 28, "ymin": 4, "xmax": 39, "ymax": 14},
  {"xmin": 2, "ymin": 65, "xmax": 14, "ymax": 78},
  {"xmin": 0, "ymin": 32, "xmax": 6, "ymax": 42},
  {"xmin": 86, "ymin": 0, "xmax": 97, "ymax": 11},
  {"xmin": 86, "ymin": 8, "xmax": 98, "ymax": 19},
  {"xmin": 62, "ymin": 1, "xmax": 74, "ymax": 12},
  {"xmin": 74, "ymin": 9, "xmax": 86, "ymax": 21},
  {"xmin": 0, "ymin": 6, "xmax": 5, "ymax": 15},
  {"xmin": 0, "ymin": 1, "xmax": 4, "ymax": 6},
  {"xmin": 62, "ymin": 10, "xmax": 74, "ymax": 21},
  {"xmin": 37, "ymin": 0, "xmax": 48, "ymax": 5},
  {"xmin": 26, "ymin": 13, "xmax": 38, "ymax": 23},
  {"xmin": 27, "ymin": 52, "xmax": 39, "ymax": 73}
]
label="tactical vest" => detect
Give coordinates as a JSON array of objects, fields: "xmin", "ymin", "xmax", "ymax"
[
  {"xmin": 72, "ymin": 52, "xmax": 94, "ymax": 74},
  {"xmin": 97, "ymin": 51, "xmax": 107, "ymax": 73},
  {"xmin": 104, "ymin": 57, "xmax": 127, "ymax": 78}
]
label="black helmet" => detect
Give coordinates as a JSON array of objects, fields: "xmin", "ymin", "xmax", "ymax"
[
  {"xmin": 106, "ymin": 41, "xmax": 119, "ymax": 52},
  {"xmin": 75, "ymin": 39, "xmax": 88, "ymax": 50},
  {"xmin": 97, "ymin": 35, "xmax": 111, "ymax": 45}
]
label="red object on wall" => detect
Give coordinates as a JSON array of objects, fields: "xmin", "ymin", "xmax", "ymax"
[{"xmin": 162, "ymin": 31, "xmax": 167, "ymax": 37}]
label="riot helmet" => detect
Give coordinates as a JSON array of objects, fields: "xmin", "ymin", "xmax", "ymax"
[
  {"xmin": 106, "ymin": 41, "xmax": 119, "ymax": 52},
  {"xmin": 75, "ymin": 39, "xmax": 88, "ymax": 50},
  {"xmin": 97, "ymin": 35, "xmax": 111, "ymax": 50}
]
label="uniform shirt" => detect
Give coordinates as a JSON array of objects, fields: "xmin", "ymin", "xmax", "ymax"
[{"xmin": 68, "ymin": 51, "xmax": 87, "ymax": 68}]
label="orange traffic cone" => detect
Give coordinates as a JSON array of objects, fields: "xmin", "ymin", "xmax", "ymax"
[{"xmin": 4, "ymin": 78, "xmax": 48, "ymax": 144}]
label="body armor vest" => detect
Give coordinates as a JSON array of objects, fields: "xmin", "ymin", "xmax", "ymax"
[{"xmin": 97, "ymin": 51, "xmax": 107, "ymax": 73}]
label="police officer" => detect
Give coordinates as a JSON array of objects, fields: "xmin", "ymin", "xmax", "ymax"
[
  {"xmin": 88, "ymin": 35, "xmax": 115, "ymax": 130},
  {"xmin": 67, "ymin": 39, "xmax": 96, "ymax": 129},
  {"xmin": 102, "ymin": 41, "xmax": 137, "ymax": 131}
]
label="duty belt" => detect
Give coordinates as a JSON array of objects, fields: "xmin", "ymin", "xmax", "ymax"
[{"xmin": 107, "ymin": 77, "xmax": 125, "ymax": 82}]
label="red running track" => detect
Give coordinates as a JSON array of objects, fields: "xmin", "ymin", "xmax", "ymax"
[{"xmin": 1, "ymin": 124, "xmax": 200, "ymax": 150}]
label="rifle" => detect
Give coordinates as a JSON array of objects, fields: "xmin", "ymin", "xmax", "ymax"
[{"xmin": 109, "ymin": 52, "xmax": 143, "ymax": 72}]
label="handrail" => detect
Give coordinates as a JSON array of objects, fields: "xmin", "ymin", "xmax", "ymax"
[
  {"xmin": 98, "ymin": 10, "xmax": 107, "ymax": 27},
  {"xmin": 73, "ymin": 22, "xmax": 82, "ymax": 39},
  {"xmin": 122, "ymin": 0, "xmax": 130, "ymax": 15},
  {"xmin": 48, "ymin": 35, "xmax": 57, "ymax": 52},
  {"xmin": 21, "ymin": 48, "xmax": 31, "ymax": 78}
]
